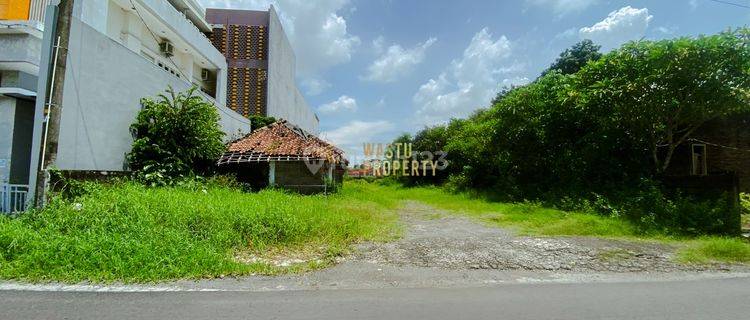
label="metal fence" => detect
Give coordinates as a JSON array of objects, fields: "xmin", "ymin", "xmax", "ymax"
[{"xmin": 1, "ymin": 184, "xmax": 29, "ymax": 214}]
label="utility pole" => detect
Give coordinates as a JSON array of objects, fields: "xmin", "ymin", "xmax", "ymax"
[{"xmin": 31, "ymin": 0, "xmax": 73, "ymax": 207}]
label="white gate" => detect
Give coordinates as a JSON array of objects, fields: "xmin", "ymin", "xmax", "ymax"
[{"xmin": 1, "ymin": 184, "xmax": 29, "ymax": 214}]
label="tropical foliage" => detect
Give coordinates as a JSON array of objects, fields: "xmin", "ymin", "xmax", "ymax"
[
  {"xmin": 128, "ymin": 87, "xmax": 225, "ymax": 185},
  {"xmin": 397, "ymin": 29, "xmax": 750, "ymax": 234}
]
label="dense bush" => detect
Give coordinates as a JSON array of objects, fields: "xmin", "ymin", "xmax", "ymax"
[
  {"xmin": 249, "ymin": 115, "xmax": 276, "ymax": 131},
  {"xmin": 396, "ymin": 30, "xmax": 750, "ymax": 234},
  {"xmin": 127, "ymin": 87, "xmax": 225, "ymax": 185}
]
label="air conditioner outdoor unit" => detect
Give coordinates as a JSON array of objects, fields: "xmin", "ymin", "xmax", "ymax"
[
  {"xmin": 159, "ymin": 41, "xmax": 174, "ymax": 57},
  {"xmin": 201, "ymin": 69, "xmax": 210, "ymax": 81}
]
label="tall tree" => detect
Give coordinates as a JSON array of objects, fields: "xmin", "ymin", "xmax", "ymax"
[
  {"xmin": 575, "ymin": 30, "xmax": 750, "ymax": 173},
  {"xmin": 544, "ymin": 39, "xmax": 602, "ymax": 76}
]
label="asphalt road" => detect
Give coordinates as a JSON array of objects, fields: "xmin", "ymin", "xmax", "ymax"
[{"xmin": 1, "ymin": 277, "xmax": 749, "ymax": 320}]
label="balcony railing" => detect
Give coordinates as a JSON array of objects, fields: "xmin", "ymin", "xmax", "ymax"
[{"xmin": 1, "ymin": 184, "xmax": 29, "ymax": 214}]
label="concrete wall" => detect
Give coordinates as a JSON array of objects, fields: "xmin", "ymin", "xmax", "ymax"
[
  {"xmin": 266, "ymin": 5, "xmax": 318, "ymax": 134},
  {"xmin": 75, "ymin": 0, "xmax": 227, "ymax": 103},
  {"xmin": 275, "ymin": 161, "xmax": 325, "ymax": 194},
  {"xmin": 0, "ymin": 97, "xmax": 16, "ymax": 183},
  {"xmin": 0, "ymin": 96, "xmax": 33, "ymax": 184},
  {"xmin": 0, "ymin": 30, "xmax": 42, "ymax": 75},
  {"xmin": 55, "ymin": 18, "xmax": 250, "ymax": 171},
  {"xmin": 9, "ymin": 99, "xmax": 34, "ymax": 184}
]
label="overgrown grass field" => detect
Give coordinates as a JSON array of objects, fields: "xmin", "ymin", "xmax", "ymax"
[
  {"xmin": 0, "ymin": 180, "xmax": 747, "ymax": 283},
  {"xmin": 0, "ymin": 181, "xmax": 400, "ymax": 283}
]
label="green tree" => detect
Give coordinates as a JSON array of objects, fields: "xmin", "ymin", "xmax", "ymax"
[
  {"xmin": 128, "ymin": 86, "xmax": 225, "ymax": 185},
  {"xmin": 543, "ymin": 39, "xmax": 602, "ymax": 76},
  {"xmin": 576, "ymin": 30, "xmax": 750, "ymax": 172}
]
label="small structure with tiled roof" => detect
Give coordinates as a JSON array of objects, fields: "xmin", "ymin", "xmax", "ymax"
[{"xmin": 218, "ymin": 120, "xmax": 347, "ymax": 193}]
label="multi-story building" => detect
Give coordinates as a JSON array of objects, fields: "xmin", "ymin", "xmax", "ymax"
[
  {"xmin": 2, "ymin": 1, "xmax": 319, "ymax": 212},
  {"xmin": 1, "ymin": 0, "xmax": 253, "ymax": 212},
  {"xmin": 0, "ymin": 0, "xmax": 50, "ymax": 212},
  {"xmin": 206, "ymin": 7, "xmax": 319, "ymax": 134}
]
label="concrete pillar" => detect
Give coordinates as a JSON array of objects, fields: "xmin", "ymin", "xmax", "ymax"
[
  {"xmin": 0, "ymin": 97, "xmax": 17, "ymax": 184},
  {"xmin": 268, "ymin": 161, "xmax": 275, "ymax": 186}
]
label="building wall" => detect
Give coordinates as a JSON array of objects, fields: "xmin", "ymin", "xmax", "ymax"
[
  {"xmin": 55, "ymin": 18, "xmax": 250, "ymax": 171},
  {"xmin": 9, "ymin": 98, "xmax": 33, "ymax": 184},
  {"xmin": 266, "ymin": 6, "xmax": 318, "ymax": 134},
  {"xmin": 665, "ymin": 116, "xmax": 750, "ymax": 192},
  {"xmin": 0, "ymin": 0, "xmax": 30, "ymax": 20},
  {"xmin": 0, "ymin": 96, "xmax": 31, "ymax": 184},
  {"xmin": 27, "ymin": 0, "xmax": 49, "ymax": 22},
  {"xmin": 275, "ymin": 161, "xmax": 326, "ymax": 194},
  {"xmin": 0, "ymin": 97, "xmax": 16, "ymax": 184},
  {"xmin": 75, "ymin": 0, "xmax": 227, "ymax": 102},
  {"xmin": 0, "ymin": 30, "xmax": 42, "ymax": 75},
  {"xmin": 206, "ymin": 8, "xmax": 269, "ymax": 118}
]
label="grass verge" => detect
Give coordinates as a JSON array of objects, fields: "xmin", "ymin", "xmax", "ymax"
[
  {"xmin": 0, "ymin": 180, "xmax": 399, "ymax": 283},
  {"xmin": 677, "ymin": 238, "xmax": 750, "ymax": 264},
  {"xmin": 372, "ymin": 182, "xmax": 640, "ymax": 237}
]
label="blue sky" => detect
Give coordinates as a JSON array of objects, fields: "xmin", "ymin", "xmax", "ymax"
[{"xmin": 200, "ymin": 0, "xmax": 750, "ymax": 159}]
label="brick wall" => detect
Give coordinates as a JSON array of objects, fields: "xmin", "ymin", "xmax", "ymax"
[{"xmin": 665, "ymin": 115, "xmax": 750, "ymax": 192}]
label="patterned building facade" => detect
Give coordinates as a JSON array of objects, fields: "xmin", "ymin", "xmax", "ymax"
[{"xmin": 206, "ymin": 9, "xmax": 269, "ymax": 118}]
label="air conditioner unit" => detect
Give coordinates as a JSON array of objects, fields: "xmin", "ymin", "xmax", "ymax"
[
  {"xmin": 201, "ymin": 69, "xmax": 210, "ymax": 81},
  {"xmin": 159, "ymin": 41, "xmax": 174, "ymax": 57}
]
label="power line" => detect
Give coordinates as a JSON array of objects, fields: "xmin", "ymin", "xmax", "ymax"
[
  {"xmin": 707, "ymin": 0, "xmax": 750, "ymax": 9},
  {"xmin": 689, "ymin": 138, "xmax": 750, "ymax": 152}
]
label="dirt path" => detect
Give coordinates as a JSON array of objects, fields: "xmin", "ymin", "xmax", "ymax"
[
  {"xmin": 161, "ymin": 201, "xmax": 750, "ymax": 291},
  {"xmin": 353, "ymin": 201, "xmax": 741, "ymax": 273}
]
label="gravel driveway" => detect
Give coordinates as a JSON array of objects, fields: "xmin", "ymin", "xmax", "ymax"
[{"xmin": 353, "ymin": 201, "xmax": 744, "ymax": 273}]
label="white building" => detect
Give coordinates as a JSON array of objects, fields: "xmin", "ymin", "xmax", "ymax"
[{"xmin": 1, "ymin": 0, "xmax": 253, "ymax": 212}]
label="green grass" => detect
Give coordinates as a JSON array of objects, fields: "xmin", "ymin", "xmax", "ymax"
[
  {"xmin": 369, "ymin": 183, "xmax": 640, "ymax": 237},
  {"xmin": 677, "ymin": 238, "xmax": 750, "ymax": 264},
  {"xmin": 0, "ymin": 181, "xmax": 399, "ymax": 283},
  {"xmin": 361, "ymin": 181, "xmax": 750, "ymax": 265},
  {"xmin": 1, "ymin": 179, "xmax": 747, "ymax": 283}
]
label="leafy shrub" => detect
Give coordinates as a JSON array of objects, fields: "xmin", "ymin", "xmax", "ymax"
[
  {"xmin": 127, "ymin": 87, "xmax": 225, "ymax": 186},
  {"xmin": 563, "ymin": 180, "xmax": 739, "ymax": 235},
  {"xmin": 401, "ymin": 30, "xmax": 750, "ymax": 234},
  {"xmin": 249, "ymin": 115, "xmax": 276, "ymax": 131},
  {"xmin": 741, "ymin": 193, "xmax": 750, "ymax": 215}
]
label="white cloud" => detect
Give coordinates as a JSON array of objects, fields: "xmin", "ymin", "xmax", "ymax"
[
  {"xmin": 301, "ymin": 78, "xmax": 331, "ymax": 96},
  {"xmin": 318, "ymin": 95, "xmax": 358, "ymax": 113},
  {"xmin": 362, "ymin": 37, "xmax": 437, "ymax": 83},
  {"xmin": 656, "ymin": 26, "xmax": 677, "ymax": 35},
  {"xmin": 199, "ymin": 0, "xmax": 360, "ymax": 75},
  {"xmin": 320, "ymin": 120, "xmax": 395, "ymax": 159},
  {"xmin": 413, "ymin": 28, "xmax": 526, "ymax": 125},
  {"xmin": 579, "ymin": 6, "xmax": 653, "ymax": 50},
  {"xmin": 372, "ymin": 36, "xmax": 386, "ymax": 54},
  {"xmin": 526, "ymin": 0, "xmax": 599, "ymax": 17}
]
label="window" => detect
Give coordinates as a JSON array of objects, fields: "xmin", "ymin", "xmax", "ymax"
[{"xmin": 691, "ymin": 144, "xmax": 707, "ymax": 176}]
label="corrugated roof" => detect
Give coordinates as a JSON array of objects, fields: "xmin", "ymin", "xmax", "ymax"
[{"xmin": 218, "ymin": 120, "xmax": 347, "ymax": 165}]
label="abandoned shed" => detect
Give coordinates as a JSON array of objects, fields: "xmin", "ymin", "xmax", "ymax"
[
  {"xmin": 217, "ymin": 120, "xmax": 347, "ymax": 194},
  {"xmin": 664, "ymin": 114, "xmax": 750, "ymax": 192}
]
